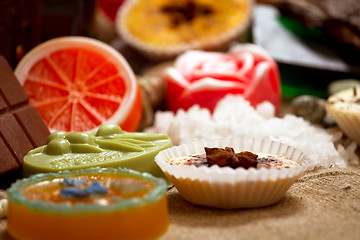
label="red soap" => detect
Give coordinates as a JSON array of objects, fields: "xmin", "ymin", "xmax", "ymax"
[
  {"xmin": 164, "ymin": 44, "xmax": 282, "ymax": 114},
  {"xmin": 0, "ymin": 56, "xmax": 49, "ymax": 187}
]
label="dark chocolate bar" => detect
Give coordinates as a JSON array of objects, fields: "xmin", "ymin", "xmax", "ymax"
[
  {"xmin": 0, "ymin": 56, "xmax": 49, "ymax": 188},
  {"xmin": 0, "ymin": 0, "xmax": 41, "ymax": 69}
]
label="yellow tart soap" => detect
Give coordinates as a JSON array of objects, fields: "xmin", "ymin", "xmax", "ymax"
[
  {"xmin": 7, "ymin": 167, "xmax": 169, "ymax": 240},
  {"xmin": 23, "ymin": 123, "xmax": 172, "ymax": 184},
  {"xmin": 326, "ymin": 87, "xmax": 360, "ymax": 145},
  {"xmin": 116, "ymin": 0, "xmax": 252, "ymax": 59},
  {"xmin": 155, "ymin": 137, "xmax": 307, "ymax": 209}
]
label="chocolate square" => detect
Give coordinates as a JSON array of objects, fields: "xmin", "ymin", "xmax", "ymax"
[
  {"xmin": 0, "ymin": 138, "xmax": 21, "ymax": 175},
  {"xmin": 0, "ymin": 113, "xmax": 33, "ymax": 165},
  {"xmin": 0, "ymin": 56, "xmax": 50, "ymax": 187},
  {"xmin": 0, "ymin": 57, "xmax": 28, "ymax": 107},
  {"xmin": 13, "ymin": 105, "xmax": 50, "ymax": 147}
]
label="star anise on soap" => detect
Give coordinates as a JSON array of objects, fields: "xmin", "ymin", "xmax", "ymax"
[
  {"xmin": 161, "ymin": 0, "xmax": 214, "ymax": 28},
  {"xmin": 235, "ymin": 151, "xmax": 258, "ymax": 169},
  {"xmin": 205, "ymin": 147, "xmax": 258, "ymax": 169}
]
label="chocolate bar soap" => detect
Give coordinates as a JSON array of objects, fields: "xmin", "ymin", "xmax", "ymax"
[{"xmin": 0, "ymin": 56, "xmax": 49, "ymax": 187}]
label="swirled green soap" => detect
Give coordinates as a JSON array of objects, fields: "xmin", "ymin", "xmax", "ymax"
[{"xmin": 23, "ymin": 124, "xmax": 172, "ymax": 182}]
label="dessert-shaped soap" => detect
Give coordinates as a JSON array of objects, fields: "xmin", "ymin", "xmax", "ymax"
[
  {"xmin": 156, "ymin": 137, "xmax": 307, "ymax": 209},
  {"xmin": 116, "ymin": 0, "xmax": 252, "ymax": 59},
  {"xmin": 169, "ymin": 147, "xmax": 300, "ymax": 170},
  {"xmin": 7, "ymin": 167, "xmax": 169, "ymax": 240},
  {"xmin": 326, "ymin": 86, "xmax": 360, "ymax": 145},
  {"xmin": 23, "ymin": 123, "xmax": 172, "ymax": 182},
  {"xmin": 0, "ymin": 56, "xmax": 49, "ymax": 187}
]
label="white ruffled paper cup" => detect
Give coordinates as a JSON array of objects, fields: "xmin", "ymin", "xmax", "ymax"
[
  {"xmin": 155, "ymin": 137, "xmax": 308, "ymax": 209},
  {"xmin": 326, "ymin": 87, "xmax": 360, "ymax": 145}
]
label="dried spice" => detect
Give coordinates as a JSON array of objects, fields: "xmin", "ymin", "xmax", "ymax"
[
  {"xmin": 161, "ymin": 0, "xmax": 214, "ymax": 28},
  {"xmin": 63, "ymin": 177, "xmax": 87, "ymax": 186},
  {"xmin": 60, "ymin": 179, "xmax": 108, "ymax": 198},
  {"xmin": 235, "ymin": 151, "xmax": 259, "ymax": 169},
  {"xmin": 205, "ymin": 147, "xmax": 258, "ymax": 169}
]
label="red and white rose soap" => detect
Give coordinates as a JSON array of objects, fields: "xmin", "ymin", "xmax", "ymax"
[{"xmin": 164, "ymin": 44, "xmax": 281, "ymax": 114}]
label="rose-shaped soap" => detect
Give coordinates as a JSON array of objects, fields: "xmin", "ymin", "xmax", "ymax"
[{"xmin": 164, "ymin": 44, "xmax": 281, "ymax": 113}]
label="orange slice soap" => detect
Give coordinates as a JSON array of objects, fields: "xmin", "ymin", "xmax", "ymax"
[
  {"xmin": 116, "ymin": 0, "xmax": 252, "ymax": 58},
  {"xmin": 7, "ymin": 167, "xmax": 168, "ymax": 240},
  {"xmin": 15, "ymin": 36, "xmax": 142, "ymax": 132}
]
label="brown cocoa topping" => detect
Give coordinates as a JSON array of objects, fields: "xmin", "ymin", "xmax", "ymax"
[{"xmin": 205, "ymin": 147, "xmax": 258, "ymax": 169}]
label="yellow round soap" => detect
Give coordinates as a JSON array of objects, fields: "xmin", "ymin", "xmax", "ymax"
[
  {"xmin": 7, "ymin": 167, "xmax": 169, "ymax": 240},
  {"xmin": 117, "ymin": 0, "xmax": 252, "ymax": 58}
]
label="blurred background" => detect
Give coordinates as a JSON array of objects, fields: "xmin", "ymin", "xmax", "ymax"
[{"xmin": 1, "ymin": 0, "xmax": 359, "ymax": 99}]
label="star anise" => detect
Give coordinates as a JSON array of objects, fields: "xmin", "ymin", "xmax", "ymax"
[
  {"xmin": 235, "ymin": 151, "xmax": 258, "ymax": 169},
  {"xmin": 160, "ymin": 0, "xmax": 214, "ymax": 28},
  {"xmin": 205, "ymin": 147, "xmax": 258, "ymax": 169}
]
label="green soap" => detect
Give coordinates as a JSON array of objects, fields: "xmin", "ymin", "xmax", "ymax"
[
  {"xmin": 66, "ymin": 132, "xmax": 91, "ymax": 144},
  {"xmin": 23, "ymin": 124, "xmax": 172, "ymax": 185},
  {"xmin": 46, "ymin": 131, "xmax": 67, "ymax": 144},
  {"xmin": 70, "ymin": 144, "xmax": 104, "ymax": 153},
  {"xmin": 44, "ymin": 138, "xmax": 71, "ymax": 155}
]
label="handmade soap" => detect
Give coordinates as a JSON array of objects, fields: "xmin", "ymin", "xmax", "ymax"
[
  {"xmin": 0, "ymin": 56, "xmax": 49, "ymax": 187},
  {"xmin": 23, "ymin": 123, "xmax": 172, "ymax": 183},
  {"xmin": 7, "ymin": 167, "xmax": 169, "ymax": 240},
  {"xmin": 156, "ymin": 137, "xmax": 307, "ymax": 208},
  {"xmin": 164, "ymin": 44, "xmax": 282, "ymax": 114},
  {"xmin": 116, "ymin": 0, "xmax": 252, "ymax": 59}
]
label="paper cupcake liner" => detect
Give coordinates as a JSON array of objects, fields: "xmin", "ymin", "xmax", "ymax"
[
  {"xmin": 155, "ymin": 137, "xmax": 308, "ymax": 209},
  {"xmin": 115, "ymin": 0, "xmax": 252, "ymax": 59},
  {"xmin": 327, "ymin": 107, "xmax": 360, "ymax": 145},
  {"xmin": 326, "ymin": 87, "xmax": 360, "ymax": 145}
]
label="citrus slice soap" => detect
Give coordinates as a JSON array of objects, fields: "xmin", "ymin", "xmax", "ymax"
[
  {"xmin": 116, "ymin": 0, "xmax": 252, "ymax": 59},
  {"xmin": 7, "ymin": 167, "xmax": 169, "ymax": 240},
  {"xmin": 23, "ymin": 123, "xmax": 172, "ymax": 183},
  {"xmin": 14, "ymin": 36, "xmax": 142, "ymax": 132}
]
